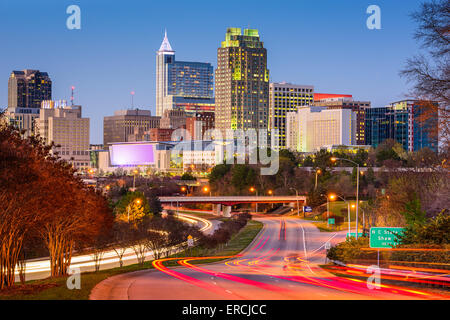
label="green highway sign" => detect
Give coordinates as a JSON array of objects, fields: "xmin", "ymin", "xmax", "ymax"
[
  {"xmin": 328, "ymin": 218, "xmax": 335, "ymax": 225},
  {"xmin": 346, "ymin": 232, "xmax": 363, "ymax": 240},
  {"xmin": 370, "ymin": 227, "xmax": 405, "ymax": 248}
]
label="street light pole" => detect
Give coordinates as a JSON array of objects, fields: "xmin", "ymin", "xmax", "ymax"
[
  {"xmin": 331, "ymin": 157, "xmax": 361, "ymax": 240},
  {"xmin": 290, "ymin": 188, "xmax": 300, "ymax": 217}
]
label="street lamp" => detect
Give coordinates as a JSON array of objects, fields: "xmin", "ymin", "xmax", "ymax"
[
  {"xmin": 268, "ymin": 190, "xmax": 273, "ymax": 208},
  {"xmin": 290, "ymin": 188, "xmax": 300, "ymax": 217},
  {"xmin": 203, "ymin": 186, "xmax": 211, "ymax": 197},
  {"xmin": 132, "ymin": 169, "xmax": 139, "ymax": 190},
  {"xmin": 315, "ymin": 169, "xmax": 322, "ymax": 190},
  {"xmin": 250, "ymin": 187, "xmax": 258, "ymax": 213},
  {"xmin": 330, "ymin": 157, "xmax": 361, "ymax": 239}
]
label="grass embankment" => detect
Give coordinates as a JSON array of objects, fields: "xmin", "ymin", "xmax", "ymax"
[
  {"xmin": 303, "ymin": 200, "xmax": 367, "ymax": 232},
  {"xmin": 0, "ymin": 220, "xmax": 263, "ymax": 300}
]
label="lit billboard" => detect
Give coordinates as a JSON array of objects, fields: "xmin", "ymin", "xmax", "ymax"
[{"xmin": 110, "ymin": 143, "xmax": 155, "ymax": 166}]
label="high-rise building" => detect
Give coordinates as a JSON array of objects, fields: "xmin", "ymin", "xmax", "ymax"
[
  {"xmin": 286, "ymin": 107, "xmax": 356, "ymax": 153},
  {"xmin": 6, "ymin": 69, "xmax": 52, "ymax": 136},
  {"xmin": 103, "ymin": 109, "xmax": 160, "ymax": 145},
  {"xmin": 365, "ymin": 100, "xmax": 438, "ymax": 152},
  {"xmin": 35, "ymin": 100, "xmax": 90, "ymax": 169},
  {"xmin": 156, "ymin": 31, "xmax": 214, "ymax": 117},
  {"xmin": 269, "ymin": 82, "xmax": 314, "ymax": 149},
  {"xmin": 215, "ymin": 28, "xmax": 269, "ymax": 138},
  {"xmin": 313, "ymin": 95, "xmax": 370, "ymax": 145},
  {"xmin": 8, "ymin": 69, "xmax": 52, "ymax": 109}
]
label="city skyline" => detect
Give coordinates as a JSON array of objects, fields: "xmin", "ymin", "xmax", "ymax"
[{"xmin": 0, "ymin": 0, "xmax": 425, "ymax": 144}]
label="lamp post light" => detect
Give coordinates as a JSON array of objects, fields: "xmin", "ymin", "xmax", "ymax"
[
  {"xmin": 330, "ymin": 157, "xmax": 361, "ymax": 239},
  {"xmin": 203, "ymin": 186, "xmax": 211, "ymax": 197},
  {"xmin": 132, "ymin": 169, "xmax": 139, "ymax": 190},
  {"xmin": 268, "ymin": 190, "xmax": 273, "ymax": 209},
  {"xmin": 315, "ymin": 169, "xmax": 322, "ymax": 190},
  {"xmin": 250, "ymin": 187, "xmax": 258, "ymax": 213},
  {"xmin": 290, "ymin": 188, "xmax": 300, "ymax": 217}
]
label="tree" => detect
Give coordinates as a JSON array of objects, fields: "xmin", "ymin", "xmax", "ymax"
[
  {"xmin": 114, "ymin": 191, "xmax": 150, "ymax": 222},
  {"xmin": 148, "ymin": 192, "xmax": 163, "ymax": 216},
  {"xmin": 180, "ymin": 172, "xmax": 196, "ymax": 181},
  {"xmin": 112, "ymin": 222, "xmax": 132, "ymax": 267},
  {"xmin": 400, "ymin": 0, "xmax": 450, "ymax": 150}
]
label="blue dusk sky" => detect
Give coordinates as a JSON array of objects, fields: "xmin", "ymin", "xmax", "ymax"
[{"xmin": 0, "ymin": 0, "xmax": 425, "ymax": 144}]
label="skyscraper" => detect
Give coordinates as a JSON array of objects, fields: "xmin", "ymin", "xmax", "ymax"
[
  {"xmin": 8, "ymin": 69, "xmax": 52, "ymax": 109},
  {"xmin": 156, "ymin": 31, "xmax": 214, "ymax": 117},
  {"xmin": 215, "ymin": 28, "xmax": 269, "ymax": 136},
  {"xmin": 269, "ymin": 82, "xmax": 314, "ymax": 149},
  {"xmin": 6, "ymin": 69, "xmax": 52, "ymax": 137}
]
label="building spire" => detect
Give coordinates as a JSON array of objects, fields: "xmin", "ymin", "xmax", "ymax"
[{"xmin": 158, "ymin": 29, "xmax": 174, "ymax": 53}]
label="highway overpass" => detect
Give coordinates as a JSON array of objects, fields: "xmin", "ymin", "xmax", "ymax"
[{"xmin": 159, "ymin": 196, "xmax": 307, "ymax": 217}]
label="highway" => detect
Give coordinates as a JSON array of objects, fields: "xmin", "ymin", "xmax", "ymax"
[
  {"xmin": 90, "ymin": 216, "xmax": 448, "ymax": 300},
  {"xmin": 16, "ymin": 213, "xmax": 216, "ymax": 282}
]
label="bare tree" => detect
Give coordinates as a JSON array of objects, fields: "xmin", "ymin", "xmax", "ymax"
[{"xmin": 400, "ymin": 0, "xmax": 450, "ymax": 151}]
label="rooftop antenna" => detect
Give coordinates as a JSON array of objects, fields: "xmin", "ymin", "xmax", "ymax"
[
  {"xmin": 131, "ymin": 91, "xmax": 135, "ymax": 108},
  {"xmin": 70, "ymin": 86, "xmax": 75, "ymax": 105}
]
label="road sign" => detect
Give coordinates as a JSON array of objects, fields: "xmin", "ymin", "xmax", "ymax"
[
  {"xmin": 325, "ymin": 241, "xmax": 331, "ymax": 250},
  {"xmin": 303, "ymin": 206, "xmax": 312, "ymax": 212},
  {"xmin": 346, "ymin": 232, "xmax": 363, "ymax": 240},
  {"xmin": 370, "ymin": 227, "xmax": 405, "ymax": 248},
  {"xmin": 328, "ymin": 218, "xmax": 335, "ymax": 225}
]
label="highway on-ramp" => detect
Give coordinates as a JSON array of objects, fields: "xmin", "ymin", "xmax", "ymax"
[{"xmin": 90, "ymin": 216, "xmax": 446, "ymax": 300}]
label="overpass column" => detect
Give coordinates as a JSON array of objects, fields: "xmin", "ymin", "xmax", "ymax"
[
  {"xmin": 223, "ymin": 205, "xmax": 231, "ymax": 218},
  {"xmin": 213, "ymin": 204, "xmax": 222, "ymax": 216}
]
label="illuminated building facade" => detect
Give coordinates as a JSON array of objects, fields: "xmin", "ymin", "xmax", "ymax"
[
  {"xmin": 35, "ymin": 100, "xmax": 90, "ymax": 169},
  {"xmin": 103, "ymin": 109, "xmax": 160, "ymax": 145},
  {"xmin": 313, "ymin": 95, "xmax": 370, "ymax": 145},
  {"xmin": 365, "ymin": 100, "xmax": 438, "ymax": 152},
  {"xmin": 286, "ymin": 107, "xmax": 356, "ymax": 153},
  {"xmin": 156, "ymin": 31, "xmax": 214, "ymax": 116},
  {"xmin": 269, "ymin": 82, "xmax": 314, "ymax": 149},
  {"xmin": 215, "ymin": 28, "xmax": 269, "ymax": 139}
]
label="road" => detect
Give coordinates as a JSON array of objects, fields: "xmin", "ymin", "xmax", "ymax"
[
  {"xmin": 17, "ymin": 213, "xmax": 216, "ymax": 282},
  {"xmin": 90, "ymin": 216, "xmax": 447, "ymax": 300}
]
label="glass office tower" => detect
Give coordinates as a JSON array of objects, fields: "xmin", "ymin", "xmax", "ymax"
[
  {"xmin": 215, "ymin": 28, "xmax": 269, "ymax": 136},
  {"xmin": 156, "ymin": 31, "xmax": 214, "ymax": 117}
]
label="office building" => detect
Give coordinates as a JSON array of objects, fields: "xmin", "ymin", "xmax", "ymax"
[
  {"xmin": 35, "ymin": 100, "xmax": 90, "ymax": 169},
  {"xmin": 365, "ymin": 100, "xmax": 438, "ymax": 152},
  {"xmin": 269, "ymin": 82, "xmax": 314, "ymax": 149},
  {"xmin": 103, "ymin": 109, "xmax": 160, "ymax": 146},
  {"xmin": 160, "ymin": 109, "xmax": 187, "ymax": 129},
  {"xmin": 186, "ymin": 112, "xmax": 215, "ymax": 140},
  {"xmin": 8, "ymin": 69, "xmax": 52, "ymax": 109},
  {"xmin": 6, "ymin": 69, "xmax": 52, "ymax": 136},
  {"xmin": 314, "ymin": 95, "xmax": 370, "ymax": 145},
  {"xmin": 215, "ymin": 28, "xmax": 269, "ymax": 138},
  {"xmin": 156, "ymin": 31, "xmax": 214, "ymax": 116},
  {"xmin": 286, "ymin": 106, "xmax": 356, "ymax": 153}
]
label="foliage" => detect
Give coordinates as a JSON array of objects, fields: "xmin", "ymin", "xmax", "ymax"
[
  {"xmin": 0, "ymin": 116, "xmax": 112, "ymax": 288},
  {"xmin": 326, "ymin": 237, "xmax": 373, "ymax": 263},
  {"xmin": 114, "ymin": 191, "xmax": 150, "ymax": 222},
  {"xmin": 180, "ymin": 172, "xmax": 196, "ymax": 181},
  {"xmin": 399, "ymin": 211, "xmax": 450, "ymax": 245}
]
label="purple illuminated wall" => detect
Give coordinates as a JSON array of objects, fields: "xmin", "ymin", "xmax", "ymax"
[{"xmin": 110, "ymin": 143, "xmax": 155, "ymax": 166}]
